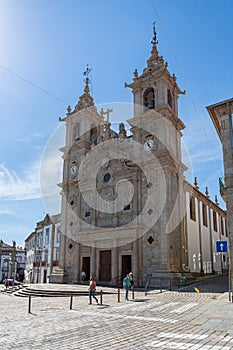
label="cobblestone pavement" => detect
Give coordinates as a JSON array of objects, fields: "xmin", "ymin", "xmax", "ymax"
[{"xmin": 1, "ymin": 280, "xmax": 233, "ymax": 349}]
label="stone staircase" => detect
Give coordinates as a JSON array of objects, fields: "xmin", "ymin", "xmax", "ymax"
[
  {"xmin": 14, "ymin": 286, "xmax": 88, "ymax": 298},
  {"xmin": 1, "ymin": 284, "xmax": 25, "ymax": 295},
  {"xmin": 13, "ymin": 284, "xmax": 116, "ymax": 298}
]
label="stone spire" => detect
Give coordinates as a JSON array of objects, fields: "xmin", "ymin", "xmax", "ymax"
[
  {"xmin": 194, "ymin": 177, "xmax": 199, "ymax": 190},
  {"xmin": 151, "ymin": 22, "xmax": 158, "ymax": 54},
  {"xmin": 74, "ymin": 65, "xmax": 95, "ymax": 112},
  {"xmin": 146, "ymin": 22, "xmax": 165, "ymax": 70},
  {"xmin": 205, "ymin": 187, "xmax": 210, "ymax": 199}
]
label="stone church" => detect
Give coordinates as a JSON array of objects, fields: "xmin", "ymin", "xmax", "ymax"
[{"xmin": 52, "ymin": 27, "xmax": 225, "ymax": 287}]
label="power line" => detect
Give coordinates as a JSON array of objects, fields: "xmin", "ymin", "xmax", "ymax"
[
  {"xmin": 0, "ymin": 63, "xmax": 68, "ymax": 105},
  {"xmin": 149, "ymin": 0, "xmax": 222, "ymax": 172}
]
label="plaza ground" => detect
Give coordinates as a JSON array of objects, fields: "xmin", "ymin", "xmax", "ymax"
[{"xmin": 0, "ymin": 275, "xmax": 233, "ymax": 349}]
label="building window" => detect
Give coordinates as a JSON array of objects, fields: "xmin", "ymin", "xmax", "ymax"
[
  {"xmin": 167, "ymin": 89, "xmax": 173, "ymax": 108},
  {"xmin": 56, "ymin": 229, "xmax": 60, "ymax": 243},
  {"xmin": 123, "ymin": 204, "xmax": 131, "ymax": 211},
  {"xmin": 54, "ymin": 247, "xmax": 59, "ymax": 261},
  {"xmin": 90, "ymin": 125, "xmax": 98, "ymax": 145},
  {"xmin": 190, "ymin": 196, "xmax": 196, "ymax": 221},
  {"xmin": 220, "ymin": 217, "xmax": 224, "ymax": 236},
  {"xmin": 213, "ymin": 211, "xmax": 217, "ymax": 232},
  {"xmin": 202, "ymin": 203, "xmax": 208, "ymax": 227},
  {"xmin": 103, "ymin": 173, "xmax": 111, "ymax": 183},
  {"xmin": 45, "ymin": 228, "xmax": 49, "ymax": 245},
  {"xmin": 72, "ymin": 123, "xmax": 80, "ymax": 141},
  {"xmin": 143, "ymin": 88, "xmax": 155, "ymax": 109},
  {"xmin": 85, "ymin": 211, "xmax": 91, "ymax": 217},
  {"xmin": 225, "ymin": 221, "xmax": 228, "ymax": 237}
]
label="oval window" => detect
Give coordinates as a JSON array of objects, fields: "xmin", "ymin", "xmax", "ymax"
[{"xmin": 103, "ymin": 173, "xmax": 111, "ymax": 182}]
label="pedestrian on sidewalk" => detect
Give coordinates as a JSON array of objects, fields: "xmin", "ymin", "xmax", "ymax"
[
  {"xmin": 81, "ymin": 270, "xmax": 86, "ymax": 284},
  {"xmin": 129, "ymin": 272, "xmax": 134, "ymax": 288},
  {"xmin": 88, "ymin": 276, "xmax": 99, "ymax": 305},
  {"xmin": 123, "ymin": 273, "xmax": 130, "ymax": 301}
]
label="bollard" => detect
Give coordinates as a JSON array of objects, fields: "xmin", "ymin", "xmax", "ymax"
[
  {"xmin": 160, "ymin": 281, "xmax": 162, "ymax": 293},
  {"xmin": 70, "ymin": 294, "xmax": 73, "ymax": 310},
  {"xmin": 132, "ymin": 287, "xmax": 134, "ymax": 300},
  {"xmin": 28, "ymin": 295, "xmax": 31, "ymax": 314},
  {"xmin": 100, "ymin": 289, "xmax": 103, "ymax": 305},
  {"xmin": 118, "ymin": 288, "xmax": 120, "ymax": 302},
  {"xmin": 145, "ymin": 290, "xmax": 147, "ymax": 297}
]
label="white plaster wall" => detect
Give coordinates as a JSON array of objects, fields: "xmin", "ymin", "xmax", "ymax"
[{"xmin": 186, "ymin": 193, "xmax": 200, "ymax": 273}]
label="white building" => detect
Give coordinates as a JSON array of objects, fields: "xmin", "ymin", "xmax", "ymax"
[
  {"xmin": 25, "ymin": 214, "xmax": 61, "ymax": 283},
  {"xmin": 186, "ymin": 180, "xmax": 227, "ymax": 275}
]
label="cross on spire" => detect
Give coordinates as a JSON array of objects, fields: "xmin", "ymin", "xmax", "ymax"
[
  {"xmin": 83, "ymin": 64, "xmax": 92, "ymax": 94},
  {"xmin": 151, "ymin": 22, "xmax": 158, "ymax": 47}
]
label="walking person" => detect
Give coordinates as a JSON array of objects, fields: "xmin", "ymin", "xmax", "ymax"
[
  {"xmin": 88, "ymin": 276, "xmax": 99, "ymax": 305},
  {"xmin": 81, "ymin": 270, "xmax": 86, "ymax": 284},
  {"xmin": 129, "ymin": 272, "xmax": 134, "ymax": 288},
  {"xmin": 123, "ymin": 273, "xmax": 130, "ymax": 301}
]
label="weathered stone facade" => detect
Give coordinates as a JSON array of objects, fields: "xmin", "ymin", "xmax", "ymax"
[
  {"xmin": 52, "ymin": 28, "xmax": 227, "ymax": 288},
  {"xmin": 54, "ymin": 28, "xmax": 191, "ymax": 287},
  {"xmin": 207, "ymin": 98, "xmax": 233, "ymax": 288}
]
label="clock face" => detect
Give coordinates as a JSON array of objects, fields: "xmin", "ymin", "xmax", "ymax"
[
  {"xmin": 144, "ymin": 139, "xmax": 154, "ymax": 151},
  {"xmin": 70, "ymin": 165, "xmax": 77, "ymax": 176}
]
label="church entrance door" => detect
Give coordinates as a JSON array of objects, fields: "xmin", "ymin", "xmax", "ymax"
[
  {"xmin": 43, "ymin": 269, "xmax": 47, "ymax": 283},
  {"xmin": 99, "ymin": 250, "xmax": 111, "ymax": 282},
  {"xmin": 122, "ymin": 255, "xmax": 131, "ymax": 280},
  {"xmin": 82, "ymin": 257, "xmax": 90, "ymax": 281}
]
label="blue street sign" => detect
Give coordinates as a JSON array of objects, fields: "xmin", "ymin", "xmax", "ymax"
[{"xmin": 216, "ymin": 241, "xmax": 228, "ymax": 253}]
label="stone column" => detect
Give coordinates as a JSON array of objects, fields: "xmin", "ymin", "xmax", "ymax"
[
  {"xmin": 197, "ymin": 198, "xmax": 204, "ymax": 275},
  {"xmin": 112, "ymin": 247, "xmax": 118, "ymax": 281},
  {"xmin": 132, "ymin": 240, "xmax": 139, "ymax": 284},
  {"xmin": 208, "ymin": 205, "xmax": 214, "ymax": 273},
  {"xmin": 220, "ymin": 112, "xmax": 233, "ymax": 295},
  {"xmin": 74, "ymin": 243, "xmax": 80, "ymax": 282},
  {"xmin": 90, "ymin": 246, "xmax": 96, "ymax": 278}
]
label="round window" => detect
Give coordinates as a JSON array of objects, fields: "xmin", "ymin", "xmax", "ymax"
[{"xmin": 103, "ymin": 173, "xmax": 111, "ymax": 183}]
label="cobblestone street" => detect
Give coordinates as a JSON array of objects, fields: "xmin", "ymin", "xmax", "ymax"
[{"xmin": 1, "ymin": 277, "xmax": 233, "ymax": 349}]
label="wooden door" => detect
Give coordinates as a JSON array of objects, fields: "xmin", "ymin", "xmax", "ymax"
[
  {"xmin": 43, "ymin": 269, "xmax": 47, "ymax": 283},
  {"xmin": 99, "ymin": 250, "xmax": 111, "ymax": 282},
  {"xmin": 122, "ymin": 255, "xmax": 131, "ymax": 280}
]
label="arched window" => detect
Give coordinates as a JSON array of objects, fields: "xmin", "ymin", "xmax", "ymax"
[
  {"xmin": 143, "ymin": 88, "xmax": 155, "ymax": 109},
  {"xmin": 167, "ymin": 89, "xmax": 173, "ymax": 108},
  {"xmin": 72, "ymin": 123, "xmax": 80, "ymax": 141},
  {"xmin": 90, "ymin": 125, "xmax": 98, "ymax": 145}
]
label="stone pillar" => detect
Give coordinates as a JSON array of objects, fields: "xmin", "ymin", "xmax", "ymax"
[
  {"xmin": 132, "ymin": 240, "xmax": 139, "ymax": 284},
  {"xmin": 197, "ymin": 198, "xmax": 204, "ymax": 275},
  {"xmin": 134, "ymin": 89, "xmax": 142, "ymax": 117},
  {"xmin": 90, "ymin": 246, "xmax": 96, "ymax": 278},
  {"xmin": 74, "ymin": 243, "xmax": 80, "ymax": 282},
  {"xmin": 208, "ymin": 205, "xmax": 214, "ymax": 273},
  {"xmin": 112, "ymin": 247, "xmax": 118, "ymax": 281},
  {"xmin": 220, "ymin": 112, "xmax": 233, "ymax": 294}
]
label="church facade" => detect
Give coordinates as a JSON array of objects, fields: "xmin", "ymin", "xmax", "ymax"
[{"xmin": 51, "ymin": 28, "xmax": 227, "ymax": 287}]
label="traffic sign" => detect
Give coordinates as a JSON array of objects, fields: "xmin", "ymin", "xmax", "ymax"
[{"xmin": 216, "ymin": 241, "xmax": 228, "ymax": 252}]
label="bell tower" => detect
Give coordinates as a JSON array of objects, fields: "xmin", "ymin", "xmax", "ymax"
[
  {"xmin": 126, "ymin": 23, "xmax": 185, "ymax": 122},
  {"xmin": 57, "ymin": 66, "xmax": 105, "ymax": 283},
  {"xmin": 125, "ymin": 24, "xmax": 188, "ymax": 281}
]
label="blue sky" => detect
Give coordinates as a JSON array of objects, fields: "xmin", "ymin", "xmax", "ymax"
[{"xmin": 0, "ymin": 0, "xmax": 232, "ymax": 246}]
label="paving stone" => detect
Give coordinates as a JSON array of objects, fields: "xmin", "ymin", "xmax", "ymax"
[{"xmin": 0, "ymin": 283, "xmax": 233, "ymax": 349}]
